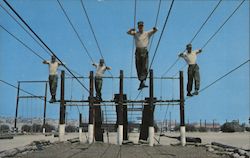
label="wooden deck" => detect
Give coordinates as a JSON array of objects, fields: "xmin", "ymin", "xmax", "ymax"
[{"xmin": 18, "ymin": 142, "xmax": 229, "ymax": 158}]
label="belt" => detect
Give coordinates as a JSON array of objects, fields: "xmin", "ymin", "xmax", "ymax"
[{"xmin": 136, "ymin": 47, "xmax": 147, "ymax": 50}]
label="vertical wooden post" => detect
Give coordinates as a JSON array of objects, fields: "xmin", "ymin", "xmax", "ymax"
[
  {"xmin": 179, "ymin": 71, "xmax": 186, "ymax": 146},
  {"xmin": 59, "ymin": 70, "xmax": 65, "ymax": 141},
  {"xmin": 79, "ymin": 113, "xmax": 82, "ymax": 127},
  {"xmin": 88, "ymin": 71, "xmax": 94, "ymax": 143},
  {"xmin": 59, "ymin": 71, "xmax": 65, "ymax": 124},
  {"xmin": 115, "ymin": 94, "xmax": 128, "ymax": 142},
  {"xmin": 43, "ymin": 82, "xmax": 48, "ymax": 133},
  {"xmin": 166, "ymin": 119, "xmax": 168, "ymax": 131},
  {"xmin": 213, "ymin": 119, "xmax": 215, "ymax": 131},
  {"xmin": 79, "ymin": 113, "xmax": 83, "ymax": 142},
  {"xmin": 205, "ymin": 120, "xmax": 207, "ymax": 130},
  {"xmin": 169, "ymin": 112, "xmax": 172, "ymax": 131},
  {"xmin": 148, "ymin": 69, "xmax": 154, "ymax": 146},
  {"xmin": 123, "ymin": 95, "xmax": 128, "ymax": 141},
  {"xmin": 14, "ymin": 81, "xmax": 20, "ymax": 132},
  {"xmin": 94, "ymin": 99, "xmax": 103, "ymax": 141},
  {"xmin": 117, "ymin": 70, "xmax": 124, "ymax": 145}
]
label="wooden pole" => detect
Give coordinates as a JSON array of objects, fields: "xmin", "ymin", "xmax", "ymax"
[
  {"xmin": 213, "ymin": 119, "xmax": 215, "ymax": 131},
  {"xmin": 79, "ymin": 113, "xmax": 83, "ymax": 142},
  {"xmin": 179, "ymin": 71, "xmax": 186, "ymax": 146},
  {"xmin": 123, "ymin": 95, "xmax": 128, "ymax": 141},
  {"xmin": 88, "ymin": 71, "xmax": 94, "ymax": 143},
  {"xmin": 43, "ymin": 82, "xmax": 48, "ymax": 133},
  {"xmin": 59, "ymin": 70, "xmax": 65, "ymax": 141},
  {"xmin": 59, "ymin": 71, "xmax": 65, "ymax": 124},
  {"xmin": 79, "ymin": 113, "xmax": 82, "ymax": 127},
  {"xmin": 14, "ymin": 82, "xmax": 20, "ymax": 132},
  {"xmin": 149, "ymin": 69, "xmax": 154, "ymax": 146},
  {"xmin": 117, "ymin": 70, "xmax": 124, "ymax": 145}
]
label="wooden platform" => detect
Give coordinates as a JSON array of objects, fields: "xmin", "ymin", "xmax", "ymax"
[{"xmin": 18, "ymin": 142, "xmax": 229, "ymax": 158}]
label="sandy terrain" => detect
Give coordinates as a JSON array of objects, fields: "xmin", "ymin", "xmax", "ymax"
[{"xmin": 0, "ymin": 133, "xmax": 78, "ymax": 152}]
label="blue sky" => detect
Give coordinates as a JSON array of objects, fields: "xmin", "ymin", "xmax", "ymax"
[{"xmin": 0, "ymin": 0, "xmax": 249, "ymax": 125}]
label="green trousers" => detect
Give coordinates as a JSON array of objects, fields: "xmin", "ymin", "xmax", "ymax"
[
  {"xmin": 135, "ymin": 48, "xmax": 148, "ymax": 82},
  {"xmin": 95, "ymin": 77, "xmax": 103, "ymax": 98},
  {"xmin": 187, "ymin": 64, "xmax": 200, "ymax": 93},
  {"xmin": 49, "ymin": 75, "xmax": 58, "ymax": 96}
]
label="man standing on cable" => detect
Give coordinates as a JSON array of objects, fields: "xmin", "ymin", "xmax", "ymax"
[
  {"xmin": 127, "ymin": 21, "xmax": 158, "ymax": 90},
  {"xmin": 179, "ymin": 44, "xmax": 202, "ymax": 96},
  {"xmin": 92, "ymin": 59, "xmax": 111, "ymax": 101},
  {"xmin": 43, "ymin": 55, "xmax": 63, "ymax": 103}
]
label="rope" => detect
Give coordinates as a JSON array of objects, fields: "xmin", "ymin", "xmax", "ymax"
[
  {"xmin": 161, "ymin": 58, "xmax": 180, "ymax": 77},
  {"xmin": 57, "ymin": 0, "xmax": 94, "ymax": 63},
  {"xmin": 158, "ymin": 77, "xmax": 176, "ymax": 143},
  {"xmin": 186, "ymin": 59, "xmax": 249, "ymax": 100},
  {"xmin": 161, "ymin": 0, "xmax": 223, "ymax": 77},
  {"xmin": 3, "ymin": 0, "xmax": 89, "ymax": 93},
  {"xmin": 0, "ymin": 24, "xmax": 83, "ymax": 115},
  {"xmin": 0, "ymin": 24, "xmax": 82, "ymax": 82},
  {"xmin": 79, "ymin": 0, "xmax": 113, "ymax": 77},
  {"xmin": 128, "ymin": 0, "xmax": 137, "ymax": 131},
  {"xmin": 0, "ymin": 80, "xmax": 46, "ymax": 102},
  {"xmin": 0, "ymin": 3, "xmax": 84, "ymax": 79},
  {"xmin": 116, "ymin": 145, "xmax": 122, "ymax": 158},
  {"xmin": 148, "ymin": 0, "xmax": 162, "ymax": 52},
  {"xmin": 149, "ymin": 0, "xmax": 175, "ymax": 69},
  {"xmin": 0, "ymin": 25, "xmax": 46, "ymax": 61},
  {"xmin": 26, "ymin": 98, "xmax": 29, "ymax": 121},
  {"xmin": 132, "ymin": 0, "xmax": 162, "ymax": 117},
  {"xmin": 0, "ymin": 3, "xmax": 52, "ymax": 57},
  {"xmin": 170, "ymin": 0, "xmax": 245, "ymax": 78},
  {"xmin": 58, "ymin": 68, "xmax": 82, "ymax": 78},
  {"xmin": 30, "ymin": 98, "xmax": 33, "ymax": 122},
  {"xmin": 80, "ymin": 0, "xmax": 103, "ymax": 59},
  {"xmin": 157, "ymin": 103, "xmax": 170, "ymax": 143},
  {"xmin": 129, "ymin": 0, "xmax": 137, "ymax": 101},
  {"xmin": 103, "ymin": 102, "xmax": 109, "ymax": 143},
  {"xmin": 99, "ymin": 144, "xmax": 111, "ymax": 158},
  {"xmin": 199, "ymin": 59, "xmax": 249, "ymax": 93},
  {"xmin": 201, "ymin": 0, "xmax": 245, "ymax": 49},
  {"xmin": 189, "ymin": 0, "xmax": 223, "ymax": 44}
]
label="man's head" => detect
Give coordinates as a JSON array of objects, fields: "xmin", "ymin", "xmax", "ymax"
[
  {"xmin": 186, "ymin": 43, "xmax": 192, "ymax": 53},
  {"xmin": 51, "ymin": 55, "xmax": 56, "ymax": 62},
  {"xmin": 99, "ymin": 59, "xmax": 104, "ymax": 65},
  {"xmin": 137, "ymin": 21, "xmax": 144, "ymax": 32}
]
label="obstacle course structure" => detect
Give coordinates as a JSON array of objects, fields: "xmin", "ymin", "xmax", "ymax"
[{"xmin": 14, "ymin": 69, "xmax": 186, "ymax": 146}]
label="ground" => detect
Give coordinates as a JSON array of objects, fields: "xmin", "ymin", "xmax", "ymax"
[{"xmin": 0, "ymin": 132, "xmax": 249, "ymax": 158}]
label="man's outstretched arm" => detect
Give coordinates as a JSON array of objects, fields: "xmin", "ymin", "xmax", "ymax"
[{"xmin": 127, "ymin": 28, "xmax": 136, "ymax": 35}]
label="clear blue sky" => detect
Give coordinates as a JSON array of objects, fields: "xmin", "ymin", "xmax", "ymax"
[{"xmin": 0, "ymin": 0, "xmax": 249, "ymax": 125}]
